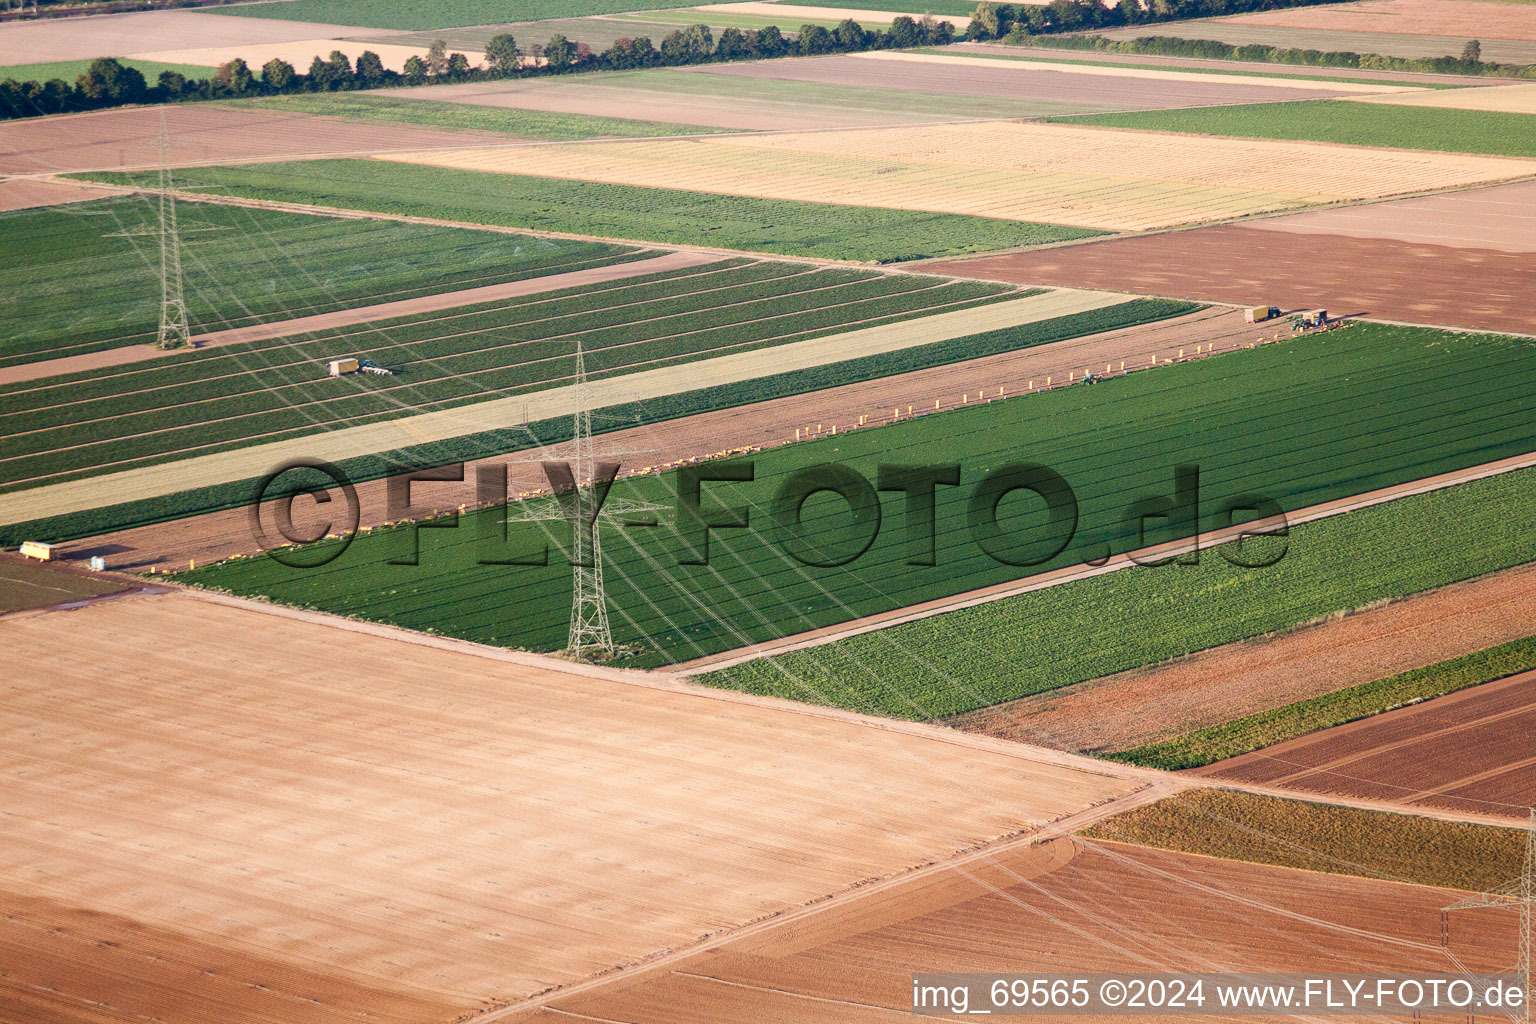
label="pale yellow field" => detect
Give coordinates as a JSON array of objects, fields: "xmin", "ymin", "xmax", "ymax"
[
  {"xmin": 0, "ymin": 591, "xmax": 1141, "ymax": 1020},
  {"xmin": 380, "ymin": 120, "xmax": 1532, "ymax": 232},
  {"xmin": 129, "ymin": 38, "xmax": 480, "ymax": 73},
  {"xmin": 1346, "ymin": 82, "xmax": 1536, "ymax": 113},
  {"xmin": 849, "ymin": 50, "xmax": 1423, "ymax": 94}
]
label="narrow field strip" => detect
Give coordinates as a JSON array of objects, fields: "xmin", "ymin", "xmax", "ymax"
[
  {"xmin": 1346, "ymin": 81, "xmax": 1536, "ymax": 113},
  {"xmin": 847, "ymin": 50, "xmax": 1425, "ymax": 93},
  {"xmin": 0, "ymin": 250, "xmax": 728, "ymax": 387},
  {"xmin": 0, "ymin": 290, "xmax": 1110, "ymax": 524}
]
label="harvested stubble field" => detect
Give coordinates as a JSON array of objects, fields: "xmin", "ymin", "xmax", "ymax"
[
  {"xmin": 928, "ymin": 226, "xmax": 1536, "ymax": 336},
  {"xmin": 0, "ymin": 590, "xmax": 1139, "ymax": 1023},
  {"xmin": 225, "ymin": 92, "xmax": 735, "ymax": 140},
  {"xmin": 1349, "ymin": 80, "xmax": 1536, "ymax": 112},
  {"xmin": 502, "ymin": 835, "xmax": 1515, "ymax": 1022},
  {"xmin": 1221, "ymin": 0, "xmax": 1536, "ymax": 42},
  {"xmin": 0, "ymin": 9, "xmax": 393, "ymax": 66},
  {"xmin": 0, "ymin": 197, "xmax": 640, "ymax": 367},
  {"xmin": 0, "ymin": 260, "xmax": 1014, "ymax": 491},
  {"xmin": 382, "ymin": 120, "xmax": 1536, "ymax": 231},
  {"xmin": 41, "ymin": 299, "xmax": 1205, "ymax": 565},
  {"xmin": 184, "ymin": 323, "xmax": 1536, "ymax": 672},
  {"xmin": 85, "ymin": 159, "xmax": 1099, "ymax": 260},
  {"xmin": 1083, "ymin": 789, "xmax": 1530, "ymax": 891},
  {"xmin": 0, "ymin": 103, "xmax": 524, "ymax": 177},
  {"xmin": 1062, "ymin": 100, "xmax": 1536, "ymax": 159},
  {"xmin": 1251, "ymin": 178, "xmax": 1536, "ymax": 252},
  {"xmin": 0, "ymin": 177, "xmax": 120, "ymax": 213},
  {"xmin": 955, "ymin": 560, "xmax": 1536, "ymax": 755},
  {"xmin": 1197, "ymin": 670, "xmax": 1536, "ymax": 818},
  {"xmin": 698, "ymin": 464, "xmax": 1536, "ymax": 720}
]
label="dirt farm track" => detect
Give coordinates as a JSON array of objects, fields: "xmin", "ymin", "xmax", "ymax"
[
  {"xmin": 0, "ymin": 590, "xmax": 1140, "ymax": 1023},
  {"xmin": 929, "ymin": 226, "xmax": 1536, "ymax": 336}
]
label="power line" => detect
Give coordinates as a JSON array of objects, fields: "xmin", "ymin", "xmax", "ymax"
[{"xmin": 1443, "ymin": 809, "xmax": 1536, "ymax": 1024}]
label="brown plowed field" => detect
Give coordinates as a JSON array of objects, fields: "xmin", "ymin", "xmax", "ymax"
[
  {"xmin": 1224, "ymin": 0, "xmax": 1536, "ymax": 42},
  {"xmin": 0, "ymin": 591, "xmax": 1137, "ymax": 1023},
  {"xmin": 927, "ymin": 227, "xmax": 1536, "ymax": 335},
  {"xmin": 498, "ymin": 837, "xmax": 1515, "ymax": 1022},
  {"xmin": 0, "ymin": 177, "xmax": 122, "ymax": 212},
  {"xmin": 0, "ymin": 104, "xmax": 516, "ymax": 176},
  {"xmin": 56, "ymin": 307, "xmax": 1254, "ymax": 571},
  {"xmin": 953, "ymin": 561, "xmax": 1536, "ymax": 753},
  {"xmin": 695, "ymin": 52, "xmax": 1365, "ymax": 107},
  {"xmin": 1199, "ymin": 670, "xmax": 1536, "ymax": 818},
  {"xmin": 0, "ymin": 9, "xmax": 403, "ymax": 65},
  {"xmin": 1251, "ymin": 179, "xmax": 1536, "ymax": 253}
]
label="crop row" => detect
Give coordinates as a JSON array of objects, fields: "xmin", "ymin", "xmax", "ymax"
[
  {"xmin": 1111, "ymin": 632, "xmax": 1536, "ymax": 769},
  {"xmin": 0, "ymin": 196, "xmax": 636, "ymax": 367},
  {"xmin": 2, "ymin": 267, "xmax": 1012, "ymax": 488},
  {"xmin": 186, "ymin": 324, "xmax": 1536, "ymax": 683}
]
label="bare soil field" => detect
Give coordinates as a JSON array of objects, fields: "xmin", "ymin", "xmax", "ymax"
[
  {"xmin": 500, "ymin": 837, "xmax": 1514, "ymax": 1022},
  {"xmin": 385, "ymin": 122, "xmax": 1534, "ymax": 231},
  {"xmin": 1250, "ymin": 179, "xmax": 1536, "ymax": 253},
  {"xmin": 1349, "ymin": 81, "xmax": 1536, "ymax": 113},
  {"xmin": 0, "ymin": 176, "xmax": 121, "ymax": 212},
  {"xmin": 953, "ymin": 561, "xmax": 1536, "ymax": 753},
  {"xmin": 0, "ymin": 590, "xmax": 1139, "ymax": 1023},
  {"xmin": 1094, "ymin": 22, "xmax": 1536, "ymax": 66},
  {"xmin": 0, "ymin": 104, "xmax": 518, "ymax": 176},
  {"xmin": 55, "ymin": 306, "xmax": 1244, "ymax": 571},
  {"xmin": 702, "ymin": 49, "xmax": 1386, "ymax": 103},
  {"xmin": 1200, "ymin": 670, "xmax": 1536, "ymax": 819},
  {"xmin": 926, "ymin": 227, "xmax": 1536, "ymax": 335},
  {"xmin": 0, "ymin": 9, "xmax": 403, "ymax": 66},
  {"xmin": 0, "ymin": 250, "xmax": 723, "ymax": 388},
  {"xmin": 1223, "ymin": 0, "xmax": 1536, "ymax": 42}
]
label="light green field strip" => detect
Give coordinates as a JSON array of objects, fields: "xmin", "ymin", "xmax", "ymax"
[
  {"xmin": 849, "ymin": 51, "xmax": 1425, "ymax": 93},
  {"xmin": 1346, "ymin": 82, "xmax": 1536, "ymax": 112},
  {"xmin": 0, "ymin": 289, "xmax": 1129, "ymax": 524}
]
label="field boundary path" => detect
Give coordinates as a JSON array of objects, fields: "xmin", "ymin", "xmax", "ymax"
[
  {"xmin": 0, "ymin": 288, "xmax": 1121, "ymax": 525},
  {"xmin": 0, "ymin": 249, "xmax": 725, "ymax": 387},
  {"xmin": 672, "ymin": 449, "xmax": 1536, "ymax": 673}
]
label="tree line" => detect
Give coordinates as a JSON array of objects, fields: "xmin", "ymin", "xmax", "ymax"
[{"xmin": 0, "ymin": 16, "xmax": 956, "ymax": 119}]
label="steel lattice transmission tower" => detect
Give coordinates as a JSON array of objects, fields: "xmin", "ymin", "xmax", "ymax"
[
  {"xmin": 1443, "ymin": 809, "xmax": 1536, "ymax": 1024},
  {"xmin": 153, "ymin": 107, "xmax": 191, "ymax": 350},
  {"xmin": 503, "ymin": 336, "xmax": 665, "ymax": 659}
]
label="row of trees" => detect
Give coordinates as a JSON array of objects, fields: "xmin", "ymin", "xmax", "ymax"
[
  {"xmin": 1038, "ymin": 30, "xmax": 1536, "ymax": 78},
  {"xmin": 962, "ymin": 0, "xmax": 1362, "ymax": 39},
  {"xmin": 0, "ymin": 15, "xmax": 958, "ymax": 119}
]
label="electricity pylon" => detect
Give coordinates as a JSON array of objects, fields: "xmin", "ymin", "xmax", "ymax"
[
  {"xmin": 153, "ymin": 107, "xmax": 191, "ymax": 350},
  {"xmin": 1443, "ymin": 809, "xmax": 1535, "ymax": 1024},
  {"xmin": 503, "ymin": 336, "xmax": 664, "ymax": 658}
]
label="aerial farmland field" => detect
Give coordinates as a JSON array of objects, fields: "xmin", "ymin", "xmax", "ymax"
[{"xmin": 5, "ymin": 3, "xmax": 1536, "ymax": 1022}]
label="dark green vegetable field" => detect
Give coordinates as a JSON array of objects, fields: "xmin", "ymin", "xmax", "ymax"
[{"xmin": 183, "ymin": 323, "xmax": 1536, "ymax": 690}]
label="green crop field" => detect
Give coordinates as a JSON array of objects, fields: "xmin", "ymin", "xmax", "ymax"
[
  {"xmin": 1, "ymin": 261, "xmax": 1013, "ymax": 491},
  {"xmin": 703, "ymin": 464, "xmax": 1536, "ymax": 720},
  {"xmin": 77, "ymin": 161, "xmax": 1101, "ymax": 262},
  {"xmin": 1053, "ymin": 99, "xmax": 1536, "ymax": 158},
  {"xmin": 0, "ymin": 197, "xmax": 640, "ymax": 368},
  {"xmin": 214, "ymin": 0, "xmax": 735, "ymax": 30},
  {"xmin": 776, "ymin": 0, "xmax": 980, "ymax": 14},
  {"xmin": 1111, "ymin": 634, "xmax": 1536, "ymax": 769},
  {"xmin": 1082, "ymin": 789, "xmax": 1526, "ymax": 893},
  {"xmin": 182, "ymin": 323, "xmax": 1536, "ymax": 679},
  {"xmin": 221, "ymin": 94, "xmax": 734, "ymax": 141},
  {"xmin": 0, "ymin": 57, "xmax": 215, "ymax": 85},
  {"xmin": 924, "ymin": 48, "xmax": 1454, "ymax": 89}
]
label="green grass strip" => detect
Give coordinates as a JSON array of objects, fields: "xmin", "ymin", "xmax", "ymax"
[
  {"xmin": 73, "ymin": 160, "xmax": 1102, "ymax": 263},
  {"xmin": 1081, "ymin": 789, "xmax": 1527, "ymax": 893},
  {"xmin": 219, "ymin": 93, "xmax": 735, "ymax": 141},
  {"xmin": 1111, "ymin": 634, "xmax": 1536, "ymax": 770},
  {"xmin": 0, "ymin": 57, "xmax": 215, "ymax": 84},
  {"xmin": 1051, "ymin": 99, "xmax": 1536, "ymax": 158},
  {"xmin": 210, "ymin": 0, "xmax": 707, "ymax": 31}
]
